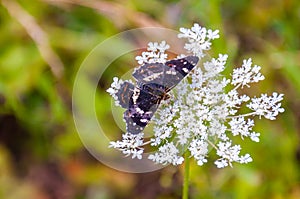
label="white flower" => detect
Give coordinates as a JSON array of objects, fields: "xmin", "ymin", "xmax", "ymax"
[
  {"xmin": 148, "ymin": 142, "xmax": 184, "ymax": 165},
  {"xmin": 178, "ymin": 23, "xmax": 219, "ymax": 57},
  {"xmin": 203, "ymin": 54, "xmax": 228, "ymax": 77},
  {"xmin": 135, "ymin": 41, "xmax": 169, "ymax": 65},
  {"xmin": 109, "ymin": 133, "xmax": 144, "ymax": 159},
  {"xmin": 215, "ymin": 159, "xmax": 228, "ymax": 168},
  {"xmin": 231, "ymin": 58, "xmax": 265, "ymax": 88},
  {"xmin": 106, "ymin": 77, "xmax": 124, "ymax": 106},
  {"xmin": 229, "ymin": 117, "xmax": 254, "ymax": 139},
  {"xmin": 239, "ymin": 154, "xmax": 253, "ymax": 164},
  {"xmin": 225, "ymin": 90, "xmax": 250, "ymax": 110},
  {"xmin": 108, "ymin": 23, "xmax": 285, "ymax": 168},
  {"xmin": 247, "ymin": 92, "xmax": 285, "ymax": 120},
  {"xmin": 214, "ymin": 142, "xmax": 253, "ymax": 167},
  {"xmin": 207, "ymin": 29, "xmax": 220, "ymax": 40},
  {"xmin": 250, "ymin": 132, "xmax": 260, "ymax": 142},
  {"xmin": 189, "ymin": 139, "xmax": 208, "ymax": 166}
]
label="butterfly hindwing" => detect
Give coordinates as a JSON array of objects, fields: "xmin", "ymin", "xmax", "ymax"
[
  {"xmin": 124, "ymin": 86, "xmax": 161, "ymax": 134},
  {"xmin": 124, "ymin": 107, "xmax": 156, "ymax": 134},
  {"xmin": 116, "ymin": 81, "xmax": 135, "ymax": 108}
]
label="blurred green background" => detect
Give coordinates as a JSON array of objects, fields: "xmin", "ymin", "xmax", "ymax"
[{"xmin": 0, "ymin": 0, "xmax": 299, "ymax": 198}]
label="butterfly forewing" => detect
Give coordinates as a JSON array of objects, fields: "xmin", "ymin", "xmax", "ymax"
[
  {"xmin": 132, "ymin": 63, "xmax": 166, "ymax": 86},
  {"xmin": 163, "ymin": 56, "xmax": 199, "ymax": 91}
]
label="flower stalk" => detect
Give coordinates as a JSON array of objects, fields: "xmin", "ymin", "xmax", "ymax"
[{"xmin": 183, "ymin": 151, "xmax": 191, "ymax": 199}]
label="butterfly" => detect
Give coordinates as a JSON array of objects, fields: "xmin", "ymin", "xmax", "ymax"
[{"xmin": 115, "ymin": 56, "xmax": 199, "ymax": 134}]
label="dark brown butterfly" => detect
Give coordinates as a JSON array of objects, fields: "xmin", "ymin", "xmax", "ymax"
[{"xmin": 115, "ymin": 56, "xmax": 199, "ymax": 134}]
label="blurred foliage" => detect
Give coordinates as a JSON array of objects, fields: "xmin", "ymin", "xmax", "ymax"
[{"xmin": 0, "ymin": 0, "xmax": 299, "ymax": 199}]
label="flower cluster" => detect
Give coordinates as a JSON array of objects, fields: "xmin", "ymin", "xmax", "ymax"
[
  {"xmin": 108, "ymin": 23, "xmax": 284, "ymax": 168},
  {"xmin": 109, "ymin": 132, "xmax": 144, "ymax": 159},
  {"xmin": 178, "ymin": 23, "xmax": 219, "ymax": 57},
  {"xmin": 135, "ymin": 41, "xmax": 170, "ymax": 65}
]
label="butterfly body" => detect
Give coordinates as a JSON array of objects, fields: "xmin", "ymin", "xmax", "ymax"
[{"xmin": 116, "ymin": 56, "xmax": 199, "ymax": 134}]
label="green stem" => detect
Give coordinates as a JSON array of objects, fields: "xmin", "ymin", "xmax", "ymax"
[{"xmin": 182, "ymin": 151, "xmax": 190, "ymax": 199}]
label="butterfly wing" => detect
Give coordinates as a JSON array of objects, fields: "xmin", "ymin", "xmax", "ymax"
[
  {"xmin": 133, "ymin": 56, "xmax": 199, "ymax": 91},
  {"xmin": 163, "ymin": 56, "xmax": 199, "ymax": 91},
  {"xmin": 123, "ymin": 87, "xmax": 161, "ymax": 134},
  {"xmin": 115, "ymin": 81, "xmax": 135, "ymax": 108},
  {"xmin": 132, "ymin": 63, "xmax": 166, "ymax": 85}
]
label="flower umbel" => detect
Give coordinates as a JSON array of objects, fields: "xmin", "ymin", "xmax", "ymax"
[
  {"xmin": 109, "ymin": 133, "xmax": 144, "ymax": 159},
  {"xmin": 135, "ymin": 41, "xmax": 170, "ymax": 65},
  {"xmin": 178, "ymin": 23, "xmax": 219, "ymax": 57},
  {"xmin": 107, "ymin": 24, "xmax": 284, "ymax": 168}
]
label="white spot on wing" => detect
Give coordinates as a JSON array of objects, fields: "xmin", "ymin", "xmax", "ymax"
[
  {"xmin": 132, "ymin": 87, "xmax": 140, "ymax": 104},
  {"xmin": 140, "ymin": 118, "xmax": 148, "ymax": 123},
  {"xmin": 182, "ymin": 68, "xmax": 189, "ymax": 73},
  {"xmin": 143, "ymin": 72, "xmax": 163, "ymax": 81},
  {"xmin": 166, "ymin": 70, "xmax": 177, "ymax": 75},
  {"xmin": 145, "ymin": 111, "xmax": 152, "ymax": 115},
  {"xmin": 135, "ymin": 107, "xmax": 144, "ymax": 114}
]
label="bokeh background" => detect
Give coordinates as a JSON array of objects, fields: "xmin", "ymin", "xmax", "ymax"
[{"xmin": 0, "ymin": 0, "xmax": 299, "ymax": 198}]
